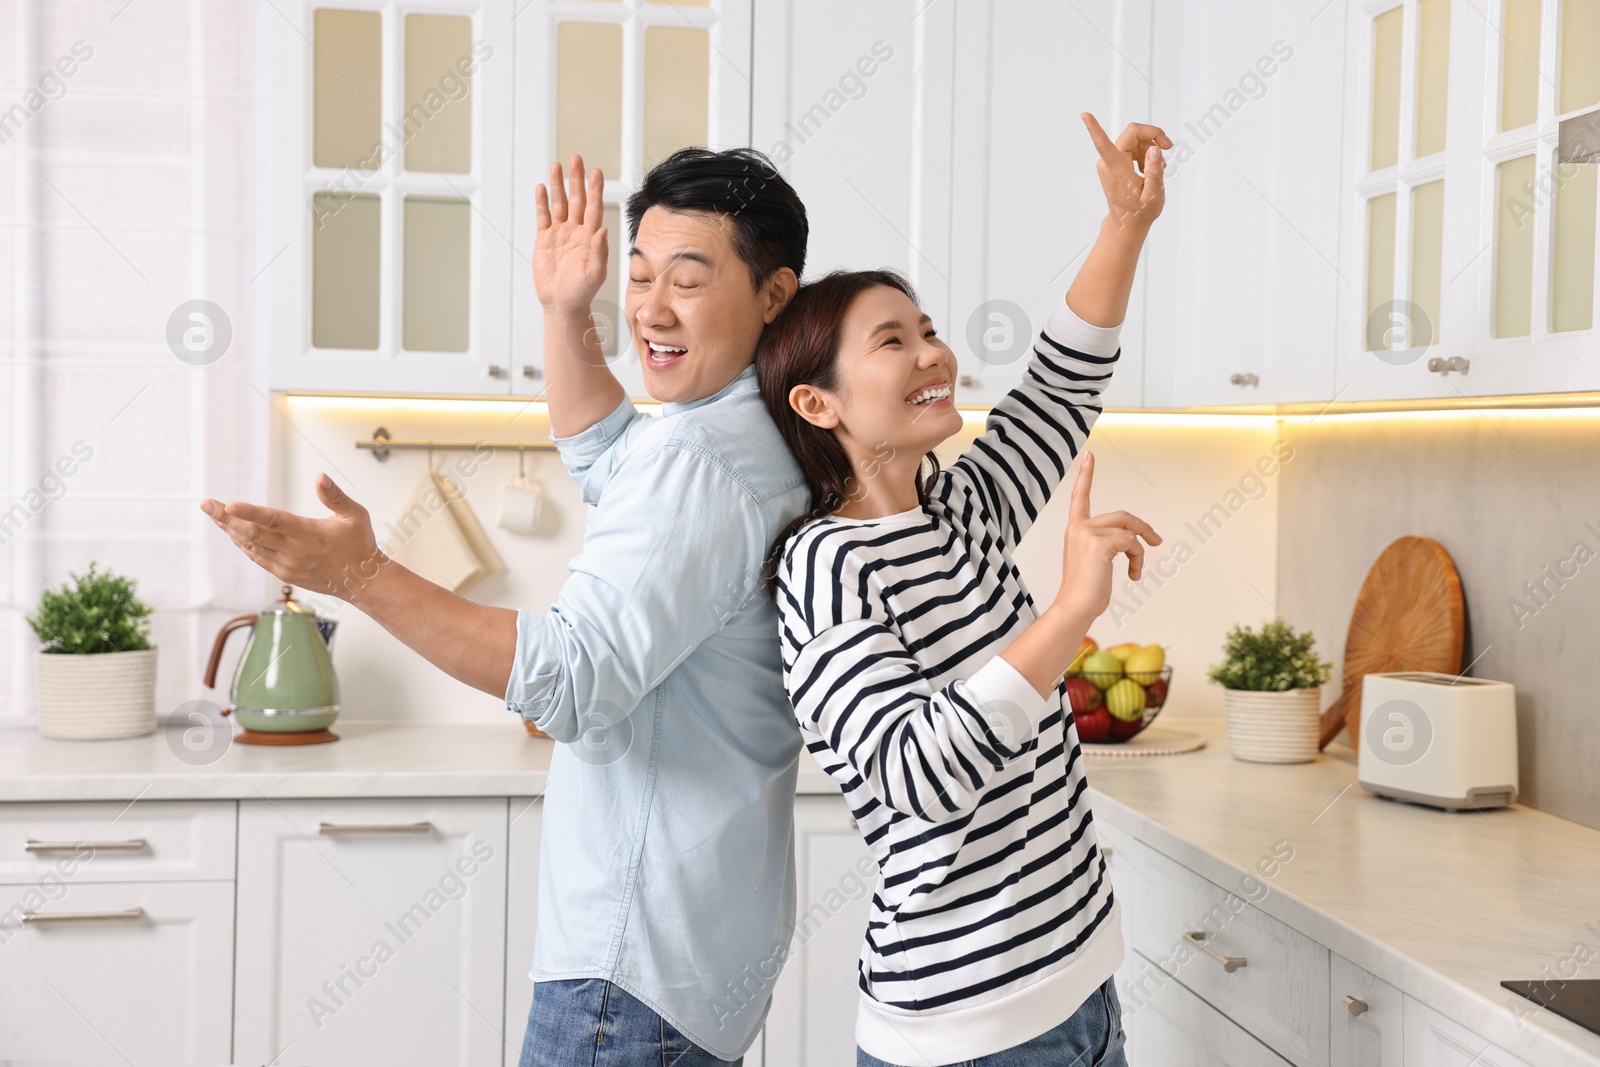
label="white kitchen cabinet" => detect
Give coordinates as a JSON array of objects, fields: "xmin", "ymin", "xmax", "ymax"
[
  {"xmin": 947, "ymin": 0, "xmax": 1154, "ymax": 408},
  {"xmin": 1404, "ymin": 994, "xmax": 1535, "ymax": 1067},
  {"xmin": 763, "ymin": 794, "xmax": 874, "ymax": 1067},
  {"xmin": 1331, "ymin": 952, "xmax": 1405, "ymax": 1066},
  {"xmin": 503, "ymin": 797, "xmax": 541, "ymax": 1063},
  {"xmin": 0, "ymin": 799, "xmax": 235, "ymax": 884},
  {"xmin": 1120, "ymin": 950, "xmax": 1292, "ymax": 1065},
  {"xmin": 512, "ymin": 0, "xmax": 754, "ymax": 401},
  {"xmin": 0, "ymin": 879, "xmax": 236, "ymax": 1065},
  {"xmin": 265, "ymin": 0, "xmax": 516, "ymax": 395},
  {"xmin": 750, "ymin": 0, "xmax": 953, "ymax": 347},
  {"xmin": 1334, "ymin": 0, "xmax": 1600, "ymax": 403},
  {"xmin": 1142, "ymin": 0, "xmax": 1348, "ymax": 408},
  {"xmin": 233, "ymin": 797, "xmax": 508, "ymax": 1067}
]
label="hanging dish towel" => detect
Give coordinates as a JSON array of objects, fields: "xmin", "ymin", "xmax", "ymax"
[{"xmin": 384, "ymin": 470, "xmax": 505, "ymax": 592}]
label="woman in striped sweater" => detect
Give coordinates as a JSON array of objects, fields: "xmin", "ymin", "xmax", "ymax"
[{"xmin": 755, "ymin": 114, "xmax": 1168, "ymax": 1067}]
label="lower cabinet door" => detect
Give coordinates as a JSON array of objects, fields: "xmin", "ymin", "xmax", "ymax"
[
  {"xmin": 0, "ymin": 880, "xmax": 235, "ymax": 1064},
  {"xmin": 233, "ymin": 797, "xmax": 508, "ymax": 1067},
  {"xmin": 503, "ymin": 797, "xmax": 541, "ymax": 1063},
  {"xmin": 763, "ymin": 795, "xmax": 875, "ymax": 1067},
  {"xmin": 1403, "ymin": 996, "xmax": 1534, "ymax": 1067},
  {"xmin": 1330, "ymin": 952, "xmax": 1404, "ymax": 1065},
  {"xmin": 1119, "ymin": 950, "xmax": 1292, "ymax": 1065}
]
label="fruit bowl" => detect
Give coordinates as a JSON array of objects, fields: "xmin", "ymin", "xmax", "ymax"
[{"xmin": 1065, "ymin": 665, "xmax": 1173, "ymax": 744}]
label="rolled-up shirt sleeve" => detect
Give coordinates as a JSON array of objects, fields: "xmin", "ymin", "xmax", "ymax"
[
  {"xmin": 549, "ymin": 397, "xmax": 652, "ymax": 505},
  {"xmin": 504, "ymin": 436, "xmax": 766, "ymax": 742}
]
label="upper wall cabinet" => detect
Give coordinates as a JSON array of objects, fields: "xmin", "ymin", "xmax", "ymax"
[
  {"xmin": 947, "ymin": 0, "xmax": 1154, "ymax": 409},
  {"xmin": 511, "ymin": 0, "xmax": 754, "ymax": 399},
  {"xmin": 1142, "ymin": 0, "xmax": 1349, "ymax": 408},
  {"xmin": 266, "ymin": 1, "xmax": 515, "ymax": 394},
  {"xmin": 1336, "ymin": 0, "xmax": 1599, "ymax": 402}
]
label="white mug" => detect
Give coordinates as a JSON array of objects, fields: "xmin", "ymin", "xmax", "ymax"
[{"xmin": 498, "ymin": 475, "xmax": 542, "ymax": 534}]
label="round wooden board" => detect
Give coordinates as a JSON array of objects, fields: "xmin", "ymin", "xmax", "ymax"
[{"xmin": 1319, "ymin": 536, "xmax": 1466, "ymax": 749}]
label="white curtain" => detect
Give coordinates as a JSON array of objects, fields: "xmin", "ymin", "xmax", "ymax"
[{"xmin": 1, "ymin": 0, "xmax": 269, "ymax": 722}]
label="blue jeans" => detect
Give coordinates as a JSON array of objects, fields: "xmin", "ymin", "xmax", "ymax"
[
  {"xmin": 857, "ymin": 977, "xmax": 1128, "ymax": 1067},
  {"xmin": 517, "ymin": 978, "xmax": 743, "ymax": 1067}
]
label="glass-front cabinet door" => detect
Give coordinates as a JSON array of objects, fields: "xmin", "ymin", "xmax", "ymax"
[
  {"xmin": 266, "ymin": 1, "xmax": 515, "ymax": 394},
  {"xmin": 1337, "ymin": 0, "xmax": 1599, "ymax": 401},
  {"xmin": 510, "ymin": 0, "xmax": 753, "ymax": 398}
]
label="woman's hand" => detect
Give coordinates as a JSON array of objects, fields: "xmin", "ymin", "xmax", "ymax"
[
  {"xmin": 533, "ymin": 155, "xmax": 609, "ymax": 313},
  {"xmin": 1054, "ymin": 452, "xmax": 1162, "ymax": 626},
  {"xmin": 1082, "ymin": 113, "xmax": 1170, "ymax": 236}
]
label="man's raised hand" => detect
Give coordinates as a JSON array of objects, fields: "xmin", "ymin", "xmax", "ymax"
[{"xmin": 533, "ymin": 155, "xmax": 609, "ymax": 313}]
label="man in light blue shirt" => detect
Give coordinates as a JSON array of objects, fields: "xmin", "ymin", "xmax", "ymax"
[{"xmin": 202, "ymin": 148, "xmax": 812, "ymax": 1063}]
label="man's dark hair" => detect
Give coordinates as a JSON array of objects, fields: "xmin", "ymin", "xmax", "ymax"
[{"xmin": 625, "ymin": 147, "xmax": 807, "ymax": 291}]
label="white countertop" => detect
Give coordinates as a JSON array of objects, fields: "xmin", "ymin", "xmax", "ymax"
[
  {"xmin": 1084, "ymin": 718, "xmax": 1600, "ymax": 1067},
  {"xmin": 0, "ymin": 720, "xmax": 844, "ymax": 801}
]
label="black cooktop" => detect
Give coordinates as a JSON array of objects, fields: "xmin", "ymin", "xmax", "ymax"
[{"xmin": 1502, "ymin": 979, "xmax": 1600, "ymax": 1038}]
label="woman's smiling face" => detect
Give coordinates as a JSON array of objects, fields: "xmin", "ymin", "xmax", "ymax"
[
  {"xmin": 625, "ymin": 207, "xmax": 791, "ymax": 404},
  {"xmin": 792, "ymin": 283, "xmax": 966, "ymax": 466}
]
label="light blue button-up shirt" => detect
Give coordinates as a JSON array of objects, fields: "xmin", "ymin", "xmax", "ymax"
[{"xmin": 505, "ymin": 365, "xmax": 809, "ymax": 1058}]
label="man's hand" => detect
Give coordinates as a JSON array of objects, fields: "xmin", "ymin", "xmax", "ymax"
[
  {"xmin": 200, "ymin": 474, "xmax": 384, "ymax": 602},
  {"xmin": 534, "ymin": 155, "xmax": 609, "ymax": 313},
  {"xmin": 1082, "ymin": 113, "xmax": 1169, "ymax": 236}
]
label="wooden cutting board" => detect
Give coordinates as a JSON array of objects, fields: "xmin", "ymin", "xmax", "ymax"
[{"xmin": 1319, "ymin": 536, "xmax": 1466, "ymax": 749}]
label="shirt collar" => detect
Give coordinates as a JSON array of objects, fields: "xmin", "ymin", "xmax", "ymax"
[{"xmin": 662, "ymin": 363, "xmax": 759, "ymax": 416}]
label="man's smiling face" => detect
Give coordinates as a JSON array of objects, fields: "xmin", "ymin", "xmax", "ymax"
[{"xmin": 626, "ymin": 207, "xmax": 792, "ymax": 404}]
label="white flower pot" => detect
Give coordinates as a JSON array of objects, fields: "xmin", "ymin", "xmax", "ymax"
[
  {"xmin": 35, "ymin": 648, "xmax": 158, "ymax": 740},
  {"xmin": 1223, "ymin": 686, "xmax": 1322, "ymax": 764}
]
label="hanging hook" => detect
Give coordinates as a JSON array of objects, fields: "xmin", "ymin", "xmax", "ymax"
[{"xmin": 518, "ymin": 446, "xmax": 527, "ymax": 480}]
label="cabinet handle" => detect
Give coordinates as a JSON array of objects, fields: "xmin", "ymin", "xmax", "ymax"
[
  {"xmin": 1183, "ymin": 931, "xmax": 1247, "ymax": 972},
  {"xmin": 958, "ymin": 375, "xmax": 974, "ymax": 388},
  {"xmin": 25, "ymin": 838, "xmax": 147, "ymax": 853},
  {"xmin": 1229, "ymin": 373, "xmax": 1260, "ymax": 387},
  {"xmin": 1344, "ymin": 995, "xmax": 1369, "ymax": 1017},
  {"xmin": 522, "ymin": 366, "xmax": 542, "ymax": 380},
  {"xmin": 1101, "ymin": 845, "xmax": 1114, "ymax": 858},
  {"xmin": 317, "ymin": 821, "xmax": 433, "ymax": 836},
  {"xmin": 487, "ymin": 365, "xmax": 508, "ymax": 378},
  {"xmin": 22, "ymin": 907, "xmax": 144, "ymax": 924}
]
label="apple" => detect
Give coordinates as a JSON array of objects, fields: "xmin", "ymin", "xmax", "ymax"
[
  {"xmin": 1065, "ymin": 676, "xmax": 1102, "ymax": 714},
  {"xmin": 1104, "ymin": 678, "xmax": 1148, "ymax": 721},
  {"xmin": 1080, "ymin": 650, "xmax": 1124, "ymax": 686},
  {"xmin": 1106, "ymin": 642, "xmax": 1143, "ymax": 663},
  {"xmin": 1066, "ymin": 635, "xmax": 1099, "ymax": 673},
  {"xmin": 1108, "ymin": 714, "xmax": 1144, "ymax": 740},
  {"xmin": 1074, "ymin": 706, "xmax": 1111, "ymax": 743},
  {"xmin": 1125, "ymin": 644, "xmax": 1166, "ymax": 685},
  {"xmin": 1144, "ymin": 676, "xmax": 1170, "ymax": 709}
]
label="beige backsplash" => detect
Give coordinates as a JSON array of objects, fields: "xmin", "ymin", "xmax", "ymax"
[{"xmin": 1277, "ymin": 410, "xmax": 1600, "ymax": 832}]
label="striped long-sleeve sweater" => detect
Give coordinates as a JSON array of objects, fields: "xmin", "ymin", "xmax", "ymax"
[{"xmin": 774, "ymin": 301, "xmax": 1124, "ymax": 1066}]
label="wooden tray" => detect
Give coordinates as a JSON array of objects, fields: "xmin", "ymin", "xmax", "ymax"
[{"xmin": 1319, "ymin": 536, "xmax": 1465, "ymax": 749}]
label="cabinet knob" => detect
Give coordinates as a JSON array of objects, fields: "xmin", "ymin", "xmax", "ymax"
[
  {"xmin": 1426, "ymin": 356, "xmax": 1470, "ymax": 375},
  {"xmin": 1344, "ymin": 995, "xmax": 1369, "ymax": 1017},
  {"xmin": 522, "ymin": 366, "xmax": 542, "ymax": 380},
  {"xmin": 958, "ymin": 375, "xmax": 975, "ymax": 388},
  {"xmin": 1183, "ymin": 931, "xmax": 1247, "ymax": 972},
  {"xmin": 1229, "ymin": 373, "xmax": 1260, "ymax": 387},
  {"xmin": 487, "ymin": 365, "xmax": 507, "ymax": 379}
]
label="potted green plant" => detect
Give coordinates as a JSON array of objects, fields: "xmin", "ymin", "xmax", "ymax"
[
  {"xmin": 1208, "ymin": 618, "xmax": 1333, "ymax": 763},
  {"xmin": 27, "ymin": 563, "xmax": 158, "ymax": 739}
]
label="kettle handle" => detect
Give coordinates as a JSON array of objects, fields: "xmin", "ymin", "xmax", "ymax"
[{"xmin": 203, "ymin": 614, "xmax": 258, "ymax": 690}]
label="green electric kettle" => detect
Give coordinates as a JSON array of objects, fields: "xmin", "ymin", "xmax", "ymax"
[{"xmin": 203, "ymin": 586, "xmax": 341, "ymax": 743}]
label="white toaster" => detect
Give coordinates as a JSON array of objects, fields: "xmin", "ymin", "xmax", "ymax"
[{"xmin": 1356, "ymin": 671, "xmax": 1519, "ymax": 811}]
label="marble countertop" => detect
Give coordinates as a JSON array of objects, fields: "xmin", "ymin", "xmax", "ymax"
[
  {"xmin": 1085, "ymin": 718, "xmax": 1600, "ymax": 1067},
  {"xmin": 0, "ymin": 720, "xmax": 843, "ymax": 801}
]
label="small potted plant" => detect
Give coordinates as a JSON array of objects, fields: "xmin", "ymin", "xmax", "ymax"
[
  {"xmin": 27, "ymin": 563, "xmax": 158, "ymax": 740},
  {"xmin": 1208, "ymin": 618, "xmax": 1333, "ymax": 764}
]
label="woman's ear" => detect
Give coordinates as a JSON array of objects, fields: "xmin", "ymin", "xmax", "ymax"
[
  {"xmin": 789, "ymin": 384, "xmax": 840, "ymax": 429},
  {"xmin": 762, "ymin": 267, "xmax": 800, "ymax": 324}
]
